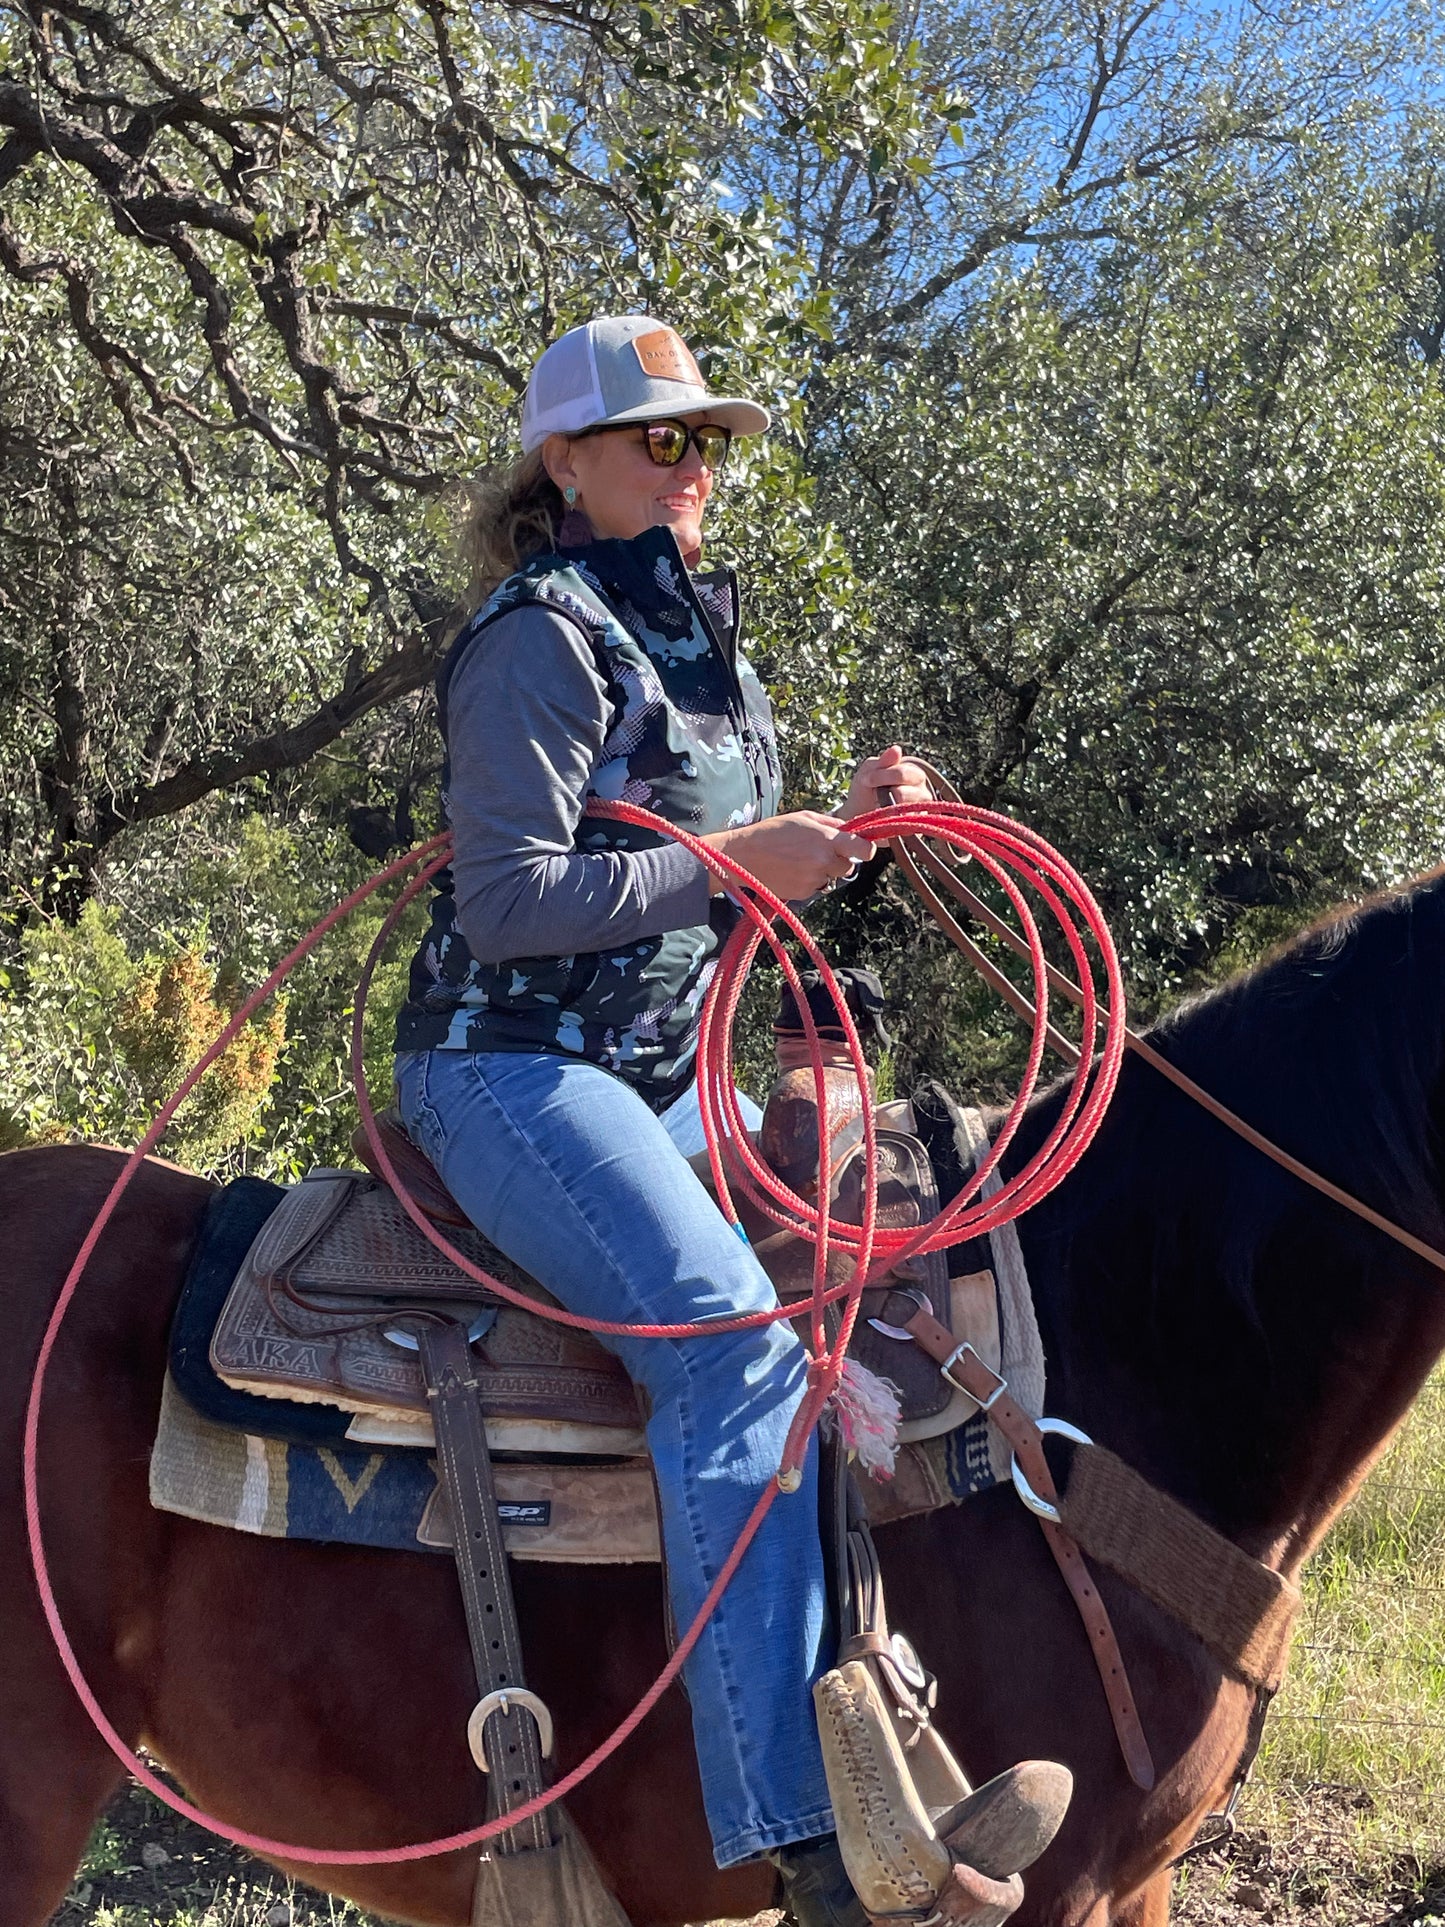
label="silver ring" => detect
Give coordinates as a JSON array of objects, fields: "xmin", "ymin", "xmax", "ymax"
[
  {"xmin": 384, "ymin": 1310, "xmax": 495, "ymax": 1352},
  {"xmin": 1010, "ymin": 1417, "xmax": 1094, "ymax": 1522},
  {"xmin": 867, "ymin": 1286, "xmax": 930, "ymax": 1342}
]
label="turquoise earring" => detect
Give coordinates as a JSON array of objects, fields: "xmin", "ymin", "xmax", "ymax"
[{"xmin": 564, "ymin": 486, "xmax": 578, "ymax": 506}]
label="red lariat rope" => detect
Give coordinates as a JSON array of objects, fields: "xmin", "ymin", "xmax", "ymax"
[{"xmin": 23, "ymin": 796, "xmax": 1124, "ymax": 1865}]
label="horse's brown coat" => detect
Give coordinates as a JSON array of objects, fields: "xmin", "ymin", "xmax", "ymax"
[{"xmin": 8, "ymin": 870, "xmax": 1445, "ymax": 1927}]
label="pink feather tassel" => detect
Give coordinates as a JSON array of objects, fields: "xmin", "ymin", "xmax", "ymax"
[{"xmin": 827, "ymin": 1358, "xmax": 902, "ymax": 1480}]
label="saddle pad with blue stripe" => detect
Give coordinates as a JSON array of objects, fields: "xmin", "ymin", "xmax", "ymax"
[{"xmin": 152, "ymin": 1161, "xmax": 1021, "ymax": 1563}]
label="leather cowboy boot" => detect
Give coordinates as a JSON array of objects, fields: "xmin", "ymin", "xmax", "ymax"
[
  {"xmin": 770, "ymin": 1766, "xmax": 1072, "ymax": 1927},
  {"xmin": 768, "ymin": 1833, "xmax": 870, "ymax": 1927}
]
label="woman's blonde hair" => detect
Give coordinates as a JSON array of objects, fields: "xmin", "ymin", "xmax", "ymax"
[{"xmin": 453, "ymin": 448, "xmax": 564, "ymax": 614}]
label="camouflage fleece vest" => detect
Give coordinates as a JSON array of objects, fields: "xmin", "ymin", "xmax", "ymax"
[{"xmin": 393, "ymin": 526, "xmax": 782, "ymax": 1106}]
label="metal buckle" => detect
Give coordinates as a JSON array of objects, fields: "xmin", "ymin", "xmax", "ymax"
[
  {"xmin": 888, "ymin": 1631, "xmax": 929, "ymax": 1693},
  {"xmin": 1009, "ymin": 1417, "xmax": 1094, "ymax": 1523},
  {"xmin": 941, "ymin": 1343, "xmax": 1006, "ymax": 1408},
  {"xmin": 467, "ymin": 1688, "xmax": 555, "ymax": 1772}
]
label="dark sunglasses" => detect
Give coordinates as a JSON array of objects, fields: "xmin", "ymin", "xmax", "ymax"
[{"xmin": 578, "ymin": 417, "xmax": 732, "ymax": 471}]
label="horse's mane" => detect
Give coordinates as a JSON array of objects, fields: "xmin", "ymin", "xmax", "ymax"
[{"xmin": 1012, "ymin": 864, "xmax": 1445, "ymax": 1270}]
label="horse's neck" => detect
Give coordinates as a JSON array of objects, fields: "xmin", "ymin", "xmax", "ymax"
[
  {"xmin": 1012, "ymin": 895, "xmax": 1445, "ymax": 1568},
  {"xmin": 1029, "ymin": 1193, "xmax": 1445, "ymax": 1571}
]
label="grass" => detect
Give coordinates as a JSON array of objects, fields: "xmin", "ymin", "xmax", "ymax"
[
  {"xmin": 57, "ymin": 1784, "xmax": 373, "ymax": 1927},
  {"xmin": 60, "ymin": 1374, "xmax": 1445, "ymax": 1926},
  {"xmin": 1258, "ymin": 1377, "xmax": 1445, "ymax": 1851},
  {"xmin": 1172, "ymin": 1372, "xmax": 1445, "ymax": 1923}
]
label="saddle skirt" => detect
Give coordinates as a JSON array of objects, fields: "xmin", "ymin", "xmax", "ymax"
[{"xmin": 208, "ymin": 1101, "xmax": 1002, "ymax": 1460}]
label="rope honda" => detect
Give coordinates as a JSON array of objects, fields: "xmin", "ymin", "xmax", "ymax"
[{"xmin": 23, "ymin": 795, "xmax": 1126, "ymax": 1863}]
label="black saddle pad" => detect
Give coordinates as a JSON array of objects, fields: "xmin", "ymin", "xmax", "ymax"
[{"xmin": 169, "ymin": 1176, "xmax": 358, "ymax": 1447}]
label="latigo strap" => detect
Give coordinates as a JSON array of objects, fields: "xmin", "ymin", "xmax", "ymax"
[{"xmin": 417, "ymin": 1319, "xmax": 633, "ymax": 1927}]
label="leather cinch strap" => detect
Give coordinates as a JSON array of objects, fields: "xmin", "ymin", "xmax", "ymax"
[{"xmin": 1057, "ymin": 1445, "xmax": 1300, "ymax": 1692}]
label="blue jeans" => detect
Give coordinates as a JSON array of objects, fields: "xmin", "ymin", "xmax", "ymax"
[{"xmin": 394, "ymin": 1048, "xmax": 834, "ymax": 1867}]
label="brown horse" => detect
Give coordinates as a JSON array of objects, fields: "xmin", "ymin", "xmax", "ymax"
[{"xmin": 7, "ymin": 868, "xmax": 1445, "ymax": 1927}]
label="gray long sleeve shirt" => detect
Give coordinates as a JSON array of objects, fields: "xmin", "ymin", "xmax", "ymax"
[{"xmin": 445, "ymin": 604, "xmax": 714, "ymax": 965}]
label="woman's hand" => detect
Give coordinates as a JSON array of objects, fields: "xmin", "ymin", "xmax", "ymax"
[
  {"xmin": 840, "ymin": 744, "xmax": 932, "ymax": 823},
  {"xmin": 699, "ymin": 812, "xmax": 876, "ymax": 899}
]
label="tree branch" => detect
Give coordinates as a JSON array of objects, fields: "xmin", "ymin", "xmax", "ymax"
[
  {"xmin": 313, "ymin": 296, "xmax": 526, "ymax": 391},
  {"xmin": 92, "ymin": 622, "xmax": 447, "ymax": 844},
  {"xmin": 0, "ymin": 132, "xmax": 38, "ymax": 192}
]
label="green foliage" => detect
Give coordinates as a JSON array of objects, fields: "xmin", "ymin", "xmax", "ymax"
[
  {"xmin": 4, "ymin": 2, "xmax": 1445, "ymax": 1164},
  {"xmin": 0, "ymin": 904, "xmax": 141, "ymax": 1151},
  {"xmin": 79, "ymin": 1820, "xmax": 130, "ymax": 1880},
  {"xmin": 816, "ymin": 159, "xmax": 1445, "ymax": 1088},
  {"xmin": 0, "ymin": 903, "xmax": 282, "ymax": 1165},
  {"xmin": 0, "ymin": 806, "xmax": 412, "ymax": 1176}
]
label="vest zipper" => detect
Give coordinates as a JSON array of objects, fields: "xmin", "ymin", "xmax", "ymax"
[
  {"xmin": 681, "ymin": 566, "xmax": 746, "ymax": 713},
  {"xmin": 680, "ymin": 566, "xmax": 772, "ymax": 817}
]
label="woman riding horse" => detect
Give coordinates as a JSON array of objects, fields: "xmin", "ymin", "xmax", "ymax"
[{"xmin": 389, "ymin": 314, "xmax": 1044, "ymax": 1924}]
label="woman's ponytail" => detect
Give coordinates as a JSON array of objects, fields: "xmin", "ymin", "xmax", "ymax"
[{"xmin": 453, "ymin": 449, "xmax": 563, "ymax": 612}]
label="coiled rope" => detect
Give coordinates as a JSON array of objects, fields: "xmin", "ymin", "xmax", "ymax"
[{"xmin": 24, "ymin": 793, "xmax": 1123, "ymax": 1865}]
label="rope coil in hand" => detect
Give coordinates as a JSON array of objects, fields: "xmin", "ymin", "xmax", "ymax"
[{"xmin": 22, "ymin": 793, "xmax": 1124, "ymax": 1863}]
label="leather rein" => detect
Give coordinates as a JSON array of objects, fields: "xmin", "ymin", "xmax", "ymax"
[{"xmin": 893, "ymin": 763, "xmax": 1445, "ymax": 1280}]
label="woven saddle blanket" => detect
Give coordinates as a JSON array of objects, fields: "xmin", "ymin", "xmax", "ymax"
[{"xmin": 151, "ymin": 1091, "xmax": 1045, "ymax": 1562}]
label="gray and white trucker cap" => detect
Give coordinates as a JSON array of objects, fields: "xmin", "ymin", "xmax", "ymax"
[{"xmin": 520, "ymin": 315, "xmax": 770, "ymax": 454}]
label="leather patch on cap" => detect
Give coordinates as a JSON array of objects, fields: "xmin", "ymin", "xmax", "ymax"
[{"xmin": 633, "ymin": 327, "xmax": 703, "ymax": 386}]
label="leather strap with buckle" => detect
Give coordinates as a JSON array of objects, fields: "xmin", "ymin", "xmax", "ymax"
[
  {"xmin": 416, "ymin": 1318, "xmax": 556, "ymax": 1850},
  {"xmin": 899, "ymin": 1303, "xmax": 1157, "ymax": 1792}
]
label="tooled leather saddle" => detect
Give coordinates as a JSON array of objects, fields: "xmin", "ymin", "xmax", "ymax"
[{"xmin": 207, "ymin": 1075, "xmax": 996, "ymax": 1453}]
